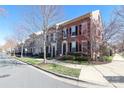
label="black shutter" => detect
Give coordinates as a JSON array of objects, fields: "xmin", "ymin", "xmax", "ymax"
[
  {"xmin": 76, "ymin": 42, "xmax": 78, "ymax": 52},
  {"xmin": 66, "ymin": 29, "xmax": 68, "ymax": 37},
  {"xmin": 70, "ymin": 28, "xmax": 71, "ymax": 35},
  {"xmin": 76, "ymin": 26, "xmax": 78, "ymax": 35},
  {"xmin": 79, "ymin": 25, "xmax": 81, "ymax": 35},
  {"xmin": 70, "ymin": 43, "xmax": 72, "ymax": 52},
  {"xmin": 79, "ymin": 43, "xmax": 81, "ymax": 51}
]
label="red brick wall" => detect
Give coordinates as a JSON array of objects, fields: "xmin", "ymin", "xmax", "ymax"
[{"xmin": 61, "ymin": 17, "xmax": 91, "ymax": 53}]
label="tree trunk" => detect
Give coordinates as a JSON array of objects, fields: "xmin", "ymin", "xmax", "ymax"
[
  {"xmin": 21, "ymin": 44, "xmax": 24, "ymax": 58},
  {"xmin": 14, "ymin": 48, "xmax": 16, "ymax": 57},
  {"xmin": 43, "ymin": 31, "xmax": 47, "ymax": 63}
]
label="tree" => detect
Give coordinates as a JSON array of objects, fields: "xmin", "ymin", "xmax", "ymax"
[
  {"xmin": 114, "ymin": 6, "xmax": 124, "ymax": 52},
  {"xmin": 3, "ymin": 37, "xmax": 17, "ymax": 56},
  {"xmin": 14, "ymin": 24, "xmax": 29, "ymax": 58},
  {"xmin": 100, "ymin": 9, "xmax": 122, "ymax": 56},
  {"xmin": 41, "ymin": 6, "xmax": 60, "ymax": 63}
]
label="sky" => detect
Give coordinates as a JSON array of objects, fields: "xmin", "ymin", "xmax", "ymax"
[{"xmin": 0, "ymin": 5, "xmax": 119, "ymax": 46}]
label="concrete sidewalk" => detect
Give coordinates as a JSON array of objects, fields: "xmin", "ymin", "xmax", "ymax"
[
  {"xmin": 79, "ymin": 65, "xmax": 114, "ymax": 87},
  {"xmin": 47, "ymin": 59, "xmax": 83, "ymax": 69},
  {"xmin": 35, "ymin": 58, "xmax": 83, "ymax": 69},
  {"xmin": 79, "ymin": 54, "xmax": 124, "ymax": 88}
]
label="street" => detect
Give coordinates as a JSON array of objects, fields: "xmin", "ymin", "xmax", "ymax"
[{"xmin": 0, "ymin": 53, "xmax": 79, "ymax": 88}]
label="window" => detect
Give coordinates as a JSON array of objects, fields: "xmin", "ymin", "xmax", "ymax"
[
  {"xmin": 72, "ymin": 41, "xmax": 76, "ymax": 48},
  {"xmin": 53, "ymin": 33, "xmax": 56, "ymax": 41},
  {"xmin": 47, "ymin": 35, "xmax": 49, "ymax": 41},
  {"xmin": 71, "ymin": 26, "xmax": 76, "ymax": 36},
  {"xmin": 63, "ymin": 28, "xmax": 67, "ymax": 37},
  {"xmin": 51, "ymin": 33, "xmax": 53, "ymax": 41},
  {"xmin": 71, "ymin": 41, "xmax": 76, "ymax": 52}
]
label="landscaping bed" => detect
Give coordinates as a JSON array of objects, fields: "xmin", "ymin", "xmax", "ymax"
[
  {"xmin": 57, "ymin": 53, "xmax": 89, "ymax": 65},
  {"xmin": 15, "ymin": 57, "xmax": 81, "ymax": 78}
]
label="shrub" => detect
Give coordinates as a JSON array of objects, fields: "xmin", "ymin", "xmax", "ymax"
[
  {"xmin": 58, "ymin": 55, "xmax": 74, "ymax": 60},
  {"xmin": 58, "ymin": 54, "xmax": 88, "ymax": 63},
  {"xmin": 74, "ymin": 56, "xmax": 88, "ymax": 62},
  {"xmin": 35, "ymin": 53, "xmax": 51, "ymax": 58},
  {"xmin": 100, "ymin": 56, "xmax": 113, "ymax": 62}
]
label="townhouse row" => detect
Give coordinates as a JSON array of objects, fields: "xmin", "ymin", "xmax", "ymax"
[{"xmin": 15, "ymin": 10, "xmax": 103, "ymax": 60}]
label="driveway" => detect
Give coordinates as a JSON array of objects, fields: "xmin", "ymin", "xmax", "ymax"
[
  {"xmin": 0, "ymin": 53, "xmax": 79, "ymax": 88},
  {"xmin": 79, "ymin": 54, "xmax": 124, "ymax": 88}
]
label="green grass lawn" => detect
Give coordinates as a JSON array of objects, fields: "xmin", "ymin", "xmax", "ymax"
[
  {"xmin": 37, "ymin": 63, "xmax": 81, "ymax": 77},
  {"xmin": 16, "ymin": 57, "xmax": 41, "ymax": 65},
  {"xmin": 15, "ymin": 57, "xmax": 81, "ymax": 78}
]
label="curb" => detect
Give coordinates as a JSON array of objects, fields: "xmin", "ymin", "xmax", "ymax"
[{"xmin": 14, "ymin": 58, "xmax": 110, "ymax": 87}]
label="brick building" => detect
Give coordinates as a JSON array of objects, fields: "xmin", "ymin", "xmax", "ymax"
[
  {"xmin": 60, "ymin": 10, "xmax": 103, "ymax": 60},
  {"xmin": 46, "ymin": 10, "xmax": 103, "ymax": 60},
  {"xmin": 16, "ymin": 10, "xmax": 103, "ymax": 60}
]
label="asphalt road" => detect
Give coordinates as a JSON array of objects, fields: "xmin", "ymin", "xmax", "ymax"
[{"xmin": 0, "ymin": 53, "xmax": 79, "ymax": 88}]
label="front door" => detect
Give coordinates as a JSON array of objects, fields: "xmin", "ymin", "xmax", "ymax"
[
  {"xmin": 63, "ymin": 43, "xmax": 66, "ymax": 55},
  {"xmin": 53, "ymin": 46, "xmax": 55, "ymax": 57}
]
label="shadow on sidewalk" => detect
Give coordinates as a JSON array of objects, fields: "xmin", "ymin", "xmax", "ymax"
[{"xmin": 104, "ymin": 76, "xmax": 124, "ymax": 83}]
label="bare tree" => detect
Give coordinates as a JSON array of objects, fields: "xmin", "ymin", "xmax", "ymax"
[
  {"xmin": 41, "ymin": 6, "xmax": 64, "ymax": 63},
  {"xmin": 114, "ymin": 6, "xmax": 124, "ymax": 51},
  {"xmin": 14, "ymin": 24, "xmax": 29, "ymax": 58},
  {"xmin": 100, "ymin": 10, "xmax": 122, "ymax": 56},
  {"xmin": 3, "ymin": 37, "xmax": 17, "ymax": 56}
]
